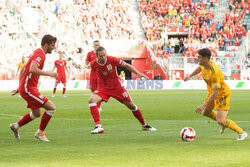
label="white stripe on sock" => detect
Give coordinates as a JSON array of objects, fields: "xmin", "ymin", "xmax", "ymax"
[
  {"xmin": 131, "ymin": 105, "xmax": 138, "ymax": 112},
  {"xmin": 29, "ymin": 112, "xmax": 37, "ymax": 120},
  {"xmin": 46, "ymin": 110, "xmax": 55, "ymax": 116},
  {"xmin": 89, "ymin": 103, "xmax": 97, "ymax": 107}
]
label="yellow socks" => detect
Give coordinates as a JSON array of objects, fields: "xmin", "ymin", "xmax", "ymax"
[
  {"xmin": 224, "ymin": 119, "xmax": 244, "ymax": 134},
  {"xmin": 207, "ymin": 110, "xmax": 217, "ymax": 121}
]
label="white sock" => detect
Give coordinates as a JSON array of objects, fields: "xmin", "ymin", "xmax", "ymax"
[
  {"xmin": 38, "ymin": 129, "xmax": 44, "ymax": 133},
  {"xmin": 14, "ymin": 123, "xmax": 20, "ymax": 129}
]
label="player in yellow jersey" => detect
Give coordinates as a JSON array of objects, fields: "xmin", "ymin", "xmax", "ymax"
[
  {"xmin": 16, "ymin": 56, "xmax": 26, "ymax": 76},
  {"xmin": 184, "ymin": 48, "xmax": 247, "ymax": 140}
]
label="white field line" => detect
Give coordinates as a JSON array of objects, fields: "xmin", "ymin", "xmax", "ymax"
[{"xmin": 0, "ymin": 114, "xmax": 249, "ymax": 123}]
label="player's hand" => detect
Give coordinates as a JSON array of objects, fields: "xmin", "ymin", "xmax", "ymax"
[
  {"xmin": 195, "ymin": 104, "xmax": 205, "ymax": 114},
  {"xmin": 138, "ymin": 73, "xmax": 149, "ymax": 80},
  {"xmin": 184, "ymin": 76, "xmax": 191, "ymax": 82},
  {"xmin": 11, "ymin": 89, "xmax": 19, "ymax": 96}
]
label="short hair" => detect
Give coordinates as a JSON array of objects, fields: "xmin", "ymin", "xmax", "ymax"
[
  {"xmin": 41, "ymin": 34, "xmax": 57, "ymax": 46},
  {"xmin": 93, "ymin": 40, "xmax": 100, "ymax": 43},
  {"xmin": 96, "ymin": 46, "xmax": 105, "ymax": 55},
  {"xmin": 198, "ymin": 48, "xmax": 211, "ymax": 60}
]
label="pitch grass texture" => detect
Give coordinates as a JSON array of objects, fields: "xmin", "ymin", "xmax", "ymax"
[{"xmin": 0, "ymin": 90, "xmax": 249, "ymax": 167}]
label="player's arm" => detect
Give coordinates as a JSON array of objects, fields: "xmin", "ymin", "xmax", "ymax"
[
  {"xmin": 30, "ymin": 62, "xmax": 58, "ymax": 78},
  {"xmin": 195, "ymin": 88, "xmax": 219, "ymax": 113},
  {"xmin": 184, "ymin": 66, "xmax": 201, "ymax": 81},
  {"xmin": 121, "ymin": 62, "xmax": 149, "ymax": 79},
  {"xmin": 12, "ymin": 65, "xmax": 25, "ymax": 96},
  {"xmin": 52, "ymin": 65, "xmax": 56, "ymax": 72}
]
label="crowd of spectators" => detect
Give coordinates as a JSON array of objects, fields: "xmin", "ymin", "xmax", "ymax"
[{"xmin": 139, "ymin": 0, "xmax": 249, "ymax": 58}]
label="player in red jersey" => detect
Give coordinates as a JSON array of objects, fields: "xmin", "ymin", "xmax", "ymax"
[
  {"xmin": 52, "ymin": 52, "xmax": 69, "ymax": 97},
  {"xmin": 85, "ymin": 40, "xmax": 102, "ymax": 112},
  {"xmin": 10, "ymin": 35, "xmax": 58, "ymax": 142},
  {"xmin": 88, "ymin": 46, "xmax": 157, "ymax": 134}
]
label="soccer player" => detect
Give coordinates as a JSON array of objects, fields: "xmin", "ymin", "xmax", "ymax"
[
  {"xmin": 88, "ymin": 46, "xmax": 156, "ymax": 134},
  {"xmin": 184, "ymin": 48, "xmax": 247, "ymax": 140},
  {"xmin": 52, "ymin": 52, "xmax": 69, "ymax": 97},
  {"xmin": 10, "ymin": 34, "xmax": 58, "ymax": 142},
  {"xmin": 85, "ymin": 40, "xmax": 102, "ymax": 111},
  {"xmin": 16, "ymin": 56, "xmax": 26, "ymax": 77}
]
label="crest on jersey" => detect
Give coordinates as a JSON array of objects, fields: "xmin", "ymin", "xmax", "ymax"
[
  {"xmin": 103, "ymin": 71, "xmax": 108, "ymax": 76},
  {"xmin": 36, "ymin": 57, "xmax": 41, "ymax": 62},
  {"xmin": 107, "ymin": 64, "xmax": 112, "ymax": 71}
]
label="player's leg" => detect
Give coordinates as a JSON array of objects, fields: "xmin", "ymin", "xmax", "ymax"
[
  {"xmin": 35, "ymin": 100, "xmax": 56, "ymax": 142},
  {"xmin": 122, "ymin": 101, "xmax": 157, "ymax": 131},
  {"xmin": 10, "ymin": 108, "xmax": 41, "ymax": 140},
  {"xmin": 88, "ymin": 94, "xmax": 104, "ymax": 134},
  {"xmin": 216, "ymin": 110, "xmax": 247, "ymax": 140},
  {"xmin": 52, "ymin": 82, "xmax": 58, "ymax": 97},
  {"xmin": 62, "ymin": 83, "xmax": 67, "ymax": 97},
  {"xmin": 91, "ymin": 78, "xmax": 102, "ymax": 112},
  {"xmin": 203, "ymin": 107, "xmax": 216, "ymax": 121}
]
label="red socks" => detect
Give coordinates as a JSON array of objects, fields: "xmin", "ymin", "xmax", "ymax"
[
  {"xmin": 17, "ymin": 112, "xmax": 37, "ymax": 127},
  {"xmin": 53, "ymin": 88, "xmax": 56, "ymax": 94},
  {"xmin": 39, "ymin": 111, "xmax": 55, "ymax": 131},
  {"xmin": 89, "ymin": 103, "xmax": 100, "ymax": 125},
  {"xmin": 132, "ymin": 107, "xmax": 145, "ymax": 125},
  {"xmin": 63, "ymin": 87, "xmax": 66, "ymax": 95}
]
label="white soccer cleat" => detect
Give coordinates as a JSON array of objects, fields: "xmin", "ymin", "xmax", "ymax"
[
  {"xmin": 10, "ymin": 123, "xmax": 20, "ymax": 140},
  {"xmin": 142, "ymin": 124, "xmax": 157, "ymax": 131},
  {"xmin": 237, "ymin": 131, "xmax": 248, "ymax": 141},
  {"xmin": 35, "ymin": 132, "xmax": 49, "ymax": 142},
  {"xmin": 90, "ymin": 125, "xmax": 104, "ymax": 134},
  {"xmin": 62, "ymin": 94, "xmax": 67, "ymax": 98},
  {"xmin": 220, "ymin": 126, "xmax": 226, "ymax": 134},
  {"xmin": 52, "ymin": 94, "xmax": 55, "ymax": 98}
]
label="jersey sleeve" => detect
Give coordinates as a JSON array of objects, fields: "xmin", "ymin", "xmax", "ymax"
[
  {"xmin": 64, "ymin": 60, "xmax": 67, "ymax": 66},
  {"xmin": 54, "ymin": 60, "xmax": 58, "ymax": 66},
  {"xmin": 32, "ymin": 52, "xmax": 45, "ymax": 67},
  {"xmin": 85, "ymin": 53, "xmax": 91, "ymax": 63},
  {"xmin": 111, "ymin": 56, "xmax": 124, "ymax": 66}
]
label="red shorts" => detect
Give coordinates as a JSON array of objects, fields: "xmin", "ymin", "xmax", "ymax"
[
  {"xmin": 57, "ymin": 74, "xmax": 66, "ymax": 84},
  {"xmin": 20, "ymin": 89, "xmax": 48, "ymax": 109},
  {"xmin": 93, "ymin": 87, "xmax": 132, "ymax": 103}
]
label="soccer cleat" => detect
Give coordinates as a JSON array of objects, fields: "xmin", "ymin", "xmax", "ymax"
[
  {"xmin": 142, "ymin": 124, "xmax": 157, "ymax": 131},
  {"xmin": 52, "ymin": 94, "xmax": 55, "ymax": 98},
  {"xmin": 237, "ymin": 131, "xmax": 248, "ymax": 141},
  {"xmin": 62, "ymin": 94, "xmax": 67, "ymax": 98},
  {"xmin": 90, "ymin": 125, "xmax": 104, "ymax": 134},
  {"xmin": 220, "ymin": 126, "xmax": 226, "ymax": 134},
  {"xmin": 35, "ymin": 132, "xmax": 49, "ymax": 142},
  {"xmin": 9, "ymin": 123, "xmax": 20, "ymax": 140}
]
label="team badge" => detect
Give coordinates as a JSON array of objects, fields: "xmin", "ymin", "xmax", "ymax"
[{"xmin": 103, "ymin": 71, "xmax": 108, "ymax": 76}]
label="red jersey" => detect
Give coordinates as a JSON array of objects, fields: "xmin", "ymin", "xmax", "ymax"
[
  {"xmin": 91, "ymin": 56, "xmax": 124, "ymax": 90},
  {"xmin": 19, "ymin": 48, "xmax": 45, "ymax": 91},
  {"xmin": 55, "ymin": 60, "xmax": 66, "ymax": 75},
  {"xmin": 86, "ymin": 51, "xmax": 98, "ymax": 79}
]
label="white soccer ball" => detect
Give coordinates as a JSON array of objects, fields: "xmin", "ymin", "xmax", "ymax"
[{"xmin": 180, "ymin": 127, "xmax": 196, "ymax": 142}]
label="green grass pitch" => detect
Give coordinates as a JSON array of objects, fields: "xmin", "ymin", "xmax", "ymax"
[{"xmin": 0, "ymin": 89, "xmax": 249, "ymax": 167}]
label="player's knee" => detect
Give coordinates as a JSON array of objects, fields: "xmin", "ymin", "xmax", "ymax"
[
  {"xmin": 88, "ymin": 98, "xmax": 94, "ymax": 104},
  {"xmin": 217, "ymin": 119, "xmax": 226, "ymax": 126},
  {"xmin": 33, "ymin": 112, "xmax": 41, "ymax": 117},
  {"xmin": 49, "ymin": 103, "xmax": 56, "ymax": 111}
]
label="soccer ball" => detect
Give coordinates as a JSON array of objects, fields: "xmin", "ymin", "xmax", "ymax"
[{"xmin": 180, "ymin": 127, "xmax": 196, "ymax": 142}]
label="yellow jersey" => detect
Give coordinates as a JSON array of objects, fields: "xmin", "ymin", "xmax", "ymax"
[
  {"xmin": 18, "ymin": 62, "xmax": 26, "ymax": 69},
  {"xmin": 200, "ymin": 61, "xmax": 231, "ymax": 96}
]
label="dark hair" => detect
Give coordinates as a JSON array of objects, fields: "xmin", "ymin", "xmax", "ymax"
[
  {"xmin": 198, "ymin": 48, "xmax": 211, "ymax": 60},
  {"xmin": 96, "ymin": 46, "xmax": 105, "ymax": 55},
  {"xmin": 41, "ymin": 34, "xmax": 57, "ymax": 46},
  {"xmin": 93, "ymin": 40, "xmax": 100, "ymax": 43}
]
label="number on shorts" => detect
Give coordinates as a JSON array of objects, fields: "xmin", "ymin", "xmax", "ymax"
[
  {"xmin": 216, "ymin": 96, "xmax": 227, "ymax": 105},
  {"xmin": 122, "ymin": 92, "xmax": 128, "ymax": 98}
]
